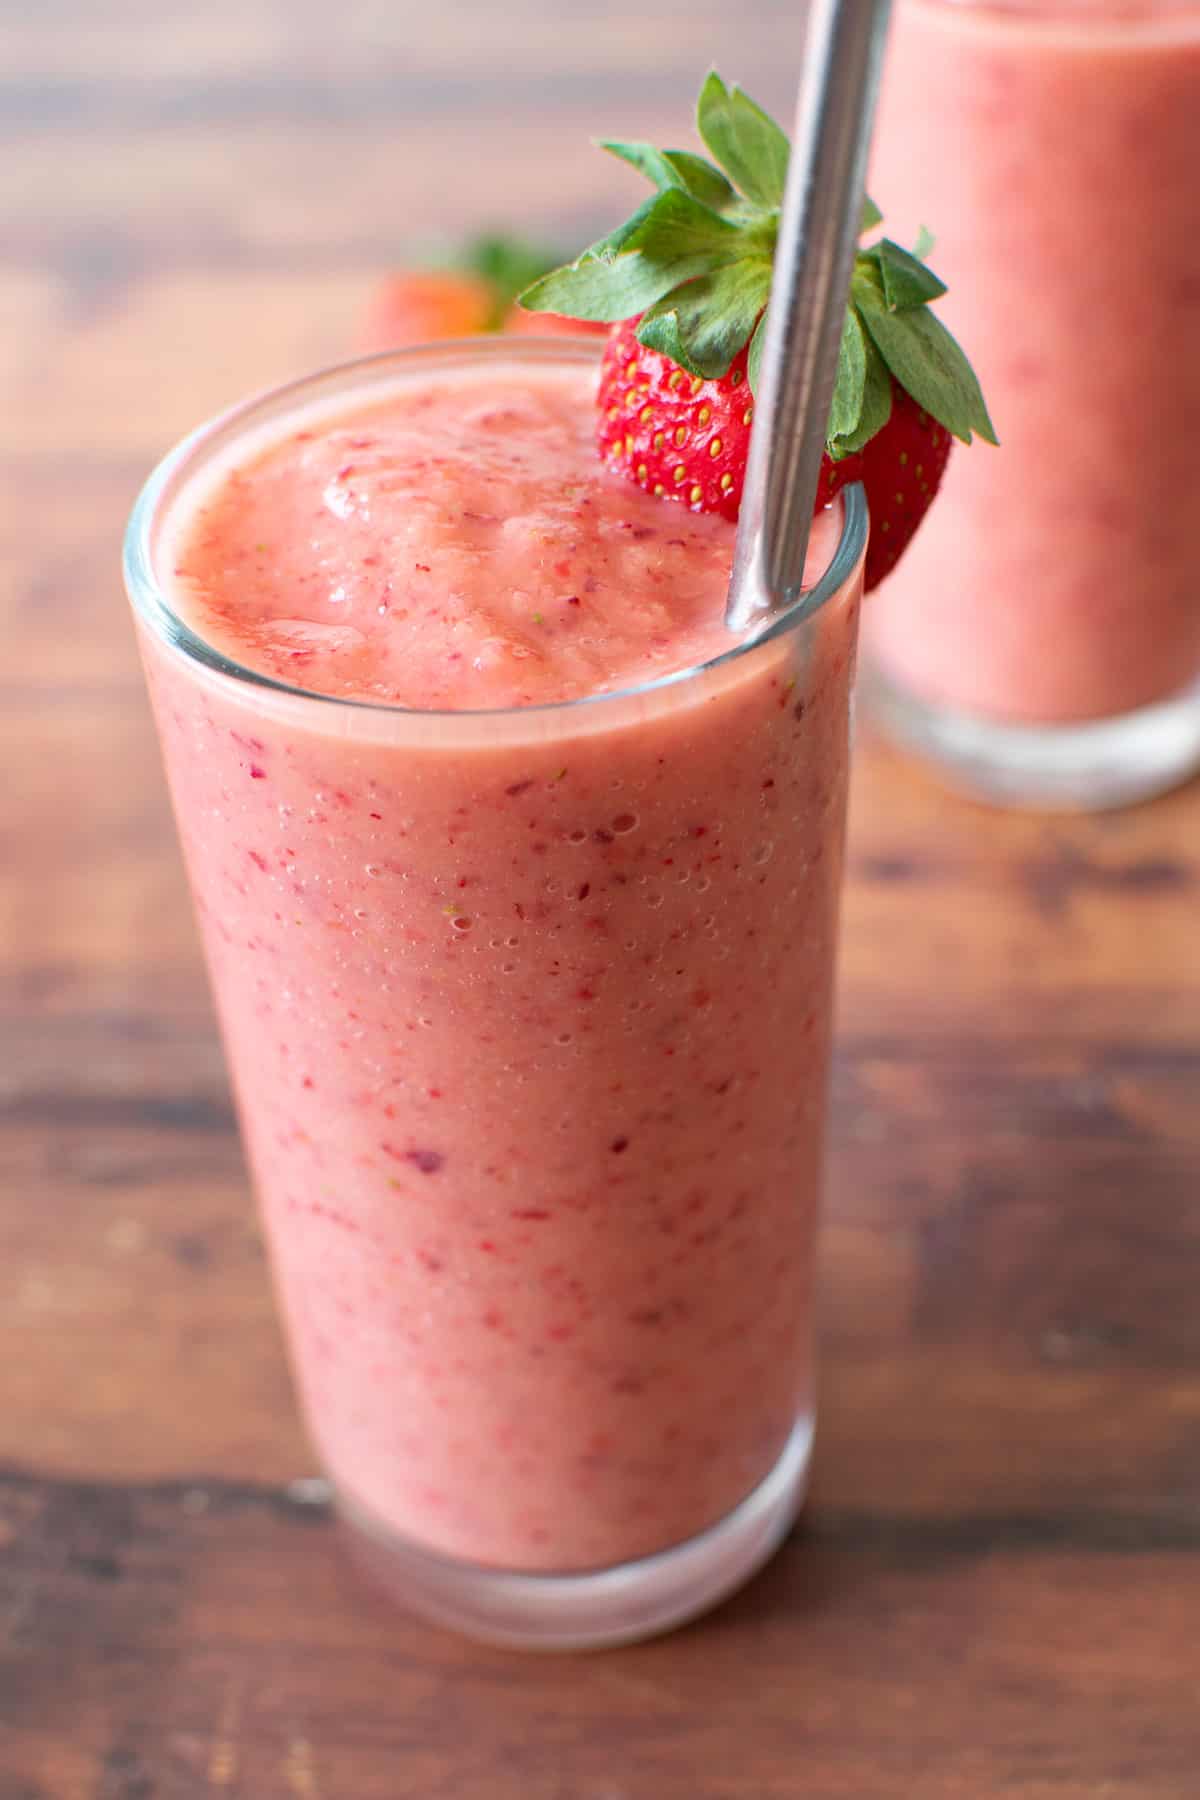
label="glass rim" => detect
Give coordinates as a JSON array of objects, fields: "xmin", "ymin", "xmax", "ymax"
[{"xmin": 123, "ymin": 336, "xmax": 868, "ymax": 726}]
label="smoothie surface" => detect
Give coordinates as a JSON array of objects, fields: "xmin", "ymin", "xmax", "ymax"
[{"xmin": 164, "ymin": 362, "xmax": 837, "ymax": 710}]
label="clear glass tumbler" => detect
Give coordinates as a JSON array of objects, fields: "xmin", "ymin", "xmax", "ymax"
[
  {"xmin": 124, "ymin": 342, "xmax": 867, "ymax": 1649},
  {"xmin": 864, "ymin": 0, "xmax": 1200, "ymax": 809}
]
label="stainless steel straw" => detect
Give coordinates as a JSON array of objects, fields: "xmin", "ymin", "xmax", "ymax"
[{"xmin": 725, "ymin": 0, "xmax": 893, "ymax": 633}]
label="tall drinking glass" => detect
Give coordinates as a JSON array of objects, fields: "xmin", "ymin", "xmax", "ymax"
[
  {"xmin": 124, "ymin": 342, "xmax": 867, "ymax": 1648},
  {"xmin": 865, "ymin": 0, "xmax": 1200, "ymax": 808}
]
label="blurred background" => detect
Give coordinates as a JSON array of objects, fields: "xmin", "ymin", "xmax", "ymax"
[
  {"xmin": 4, "ymin": 3, "xmax": 1200, "ymax": 1795},
  {"xmin": 9, "ymin": 0, "xmax": 800, "ymax": 450}
]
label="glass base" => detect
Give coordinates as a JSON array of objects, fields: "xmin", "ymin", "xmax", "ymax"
[
  {"xmin": 338, "ymin": 1412, "xmax": 813, "ymax": 1651},
  {"xmin": 862, "ymin": 658, "xmax": 1200, "ymax": 811}
]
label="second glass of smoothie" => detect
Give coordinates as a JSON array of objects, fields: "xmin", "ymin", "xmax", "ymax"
[
  {"xmin": 125, "ymin": 341, "xmax": 867, "ymax": 1648},
  {"xmin": 866, "ymin": 0, "xmax": 1200, "ymax": 808}
]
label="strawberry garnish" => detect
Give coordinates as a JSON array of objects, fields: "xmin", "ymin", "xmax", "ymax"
[
  {"xmin": 849, "ymin": 386, "xmax": 953, "ymax": 589},
  {"xmin": 520, "ymin": 72, "xmax": 995, "ymax": 589},
  {"xmin": 595, "ymin": 320, "xmax": 755, "ymax": 521}
]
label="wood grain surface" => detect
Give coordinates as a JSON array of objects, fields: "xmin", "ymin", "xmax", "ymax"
[{"xmin": 3, "ymin": 3, "xmax": 1199, "ymax": 1795}]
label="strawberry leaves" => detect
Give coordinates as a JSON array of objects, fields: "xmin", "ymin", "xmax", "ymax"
[
  {"xmin": 828, "ymin": 306, "xmax": 895, "ymax": 460},
  {"xmin": 521, "ymin": 189, "xmax": 743, "ymax": 323},
  {"xmin": 851, "ymin": 250, "xmax": 997, "ymax": 445},
  {"xmin": 834, "ymin": 332, "xmax": 894, "ymax": 458},
  {"xmin": 601, "ymin": 140, "xmax": 738, "ymax": 211},
  {"xmin": 638, "ymin": 258, "xmax": 773, "ymax": 379},
  {"xmin": 860, "ymin": 195, "xmax": 884, "ymax": 235},
  {"xmin": 695, "ymin": 71, "xmax": 790, "ymax": 209},
  {"xmin": 859, "ymin": 298, "xmax": 996, "ymax": 445},
  {"xmin": 873, "ymin": 238, "xmax": 947, "ymax": 311},
  {"xmin": 829, "ymin": 309, "xmax": 871, "ymax": 443},
  {"xmin": 519, "ymin": 68, "xmax": 995, "ymax": 463},
  {"xmin": 748, "ymin": 309, "xmax": 769, "ymax": 395},
  {"xmin": 522, "ymin": 72, "xmax": 788, "ymax": 375}
]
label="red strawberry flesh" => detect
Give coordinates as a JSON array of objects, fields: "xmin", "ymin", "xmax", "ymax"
[{"xmin": 595, "ymin": 320, "xmax": 755, "ymax": 523}]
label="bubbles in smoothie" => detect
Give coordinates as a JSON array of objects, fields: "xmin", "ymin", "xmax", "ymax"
[
  {"xmin": 261, "ymin": 620, "xmax": 367, "ymax": 658},
  {"xmin": 611, "ymin": 812, "xmax": 639, "ymax": 835}
]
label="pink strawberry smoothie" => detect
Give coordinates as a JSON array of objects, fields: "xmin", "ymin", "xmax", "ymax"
[
  {"xmin": 867, "ymin": 0, "xmax": 1200, "ymax": 723},
  {"xmin": 136, "ymin": 351, "xmax": 861, "ymax": 1571}
]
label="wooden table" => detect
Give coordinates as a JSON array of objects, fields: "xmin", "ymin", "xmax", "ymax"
[{"xmin": 4, "ymin": 5, "xmax": 1199, "ymax": 1793}]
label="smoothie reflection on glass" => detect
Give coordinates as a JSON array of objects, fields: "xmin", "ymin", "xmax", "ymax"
[{"xmin": 866, "ymin": 0, "xmax": 1200, "ymax": 808}]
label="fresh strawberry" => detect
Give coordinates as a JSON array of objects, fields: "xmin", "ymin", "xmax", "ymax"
[
  {"xmin": 595, "ymin": 320, "xmax": 753, "ymax": 520},
  {"xmin": 852, "ymin": 386, "xmax": 952, "ymax": 588},
  {"xmin": 362, "ymin": 235, "xmax": 605, "ymax": 354},
  {"xmin": 361, "ymin": 270, "xmax": 495, "ymax": 353},
  {"xmin": 594, "ymin": 318, "xmax": 952, "ymax": 585},
  {"xmin": 595, "ymin": 317, "xmax": 848, "ymax": 523},
  {"xmin": 520, "ymin": 72, "xmax": 994, "ymax": 589}
]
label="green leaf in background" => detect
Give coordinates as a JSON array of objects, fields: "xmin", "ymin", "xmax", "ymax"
[
  {"xmin": 636, "ymin": 258, "xmax": 771, "ymax": 378},
  {"xmin": 912, "ymin": 224, "xmax": 936, "ymax": 261},
  {"xmin": 461, "ymin": 234, "xmax": 563, "ymax": 313},
  {"xmin": 696, "ymin": 71, "xmax": 790, "ymax": 209},
  {"xmin": 861, "ymin": 194, "xmax": 883, "ymax": 235}
]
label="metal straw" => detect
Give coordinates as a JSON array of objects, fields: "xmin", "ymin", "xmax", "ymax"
[{"xmin": 725, "ymin": 0, "xmax": 893, "ymax": 633}]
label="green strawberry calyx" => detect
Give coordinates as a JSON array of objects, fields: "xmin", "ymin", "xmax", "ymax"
[{"xmin": 519, "ymin": 70, "xmax": 996, "ymax": 459}]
